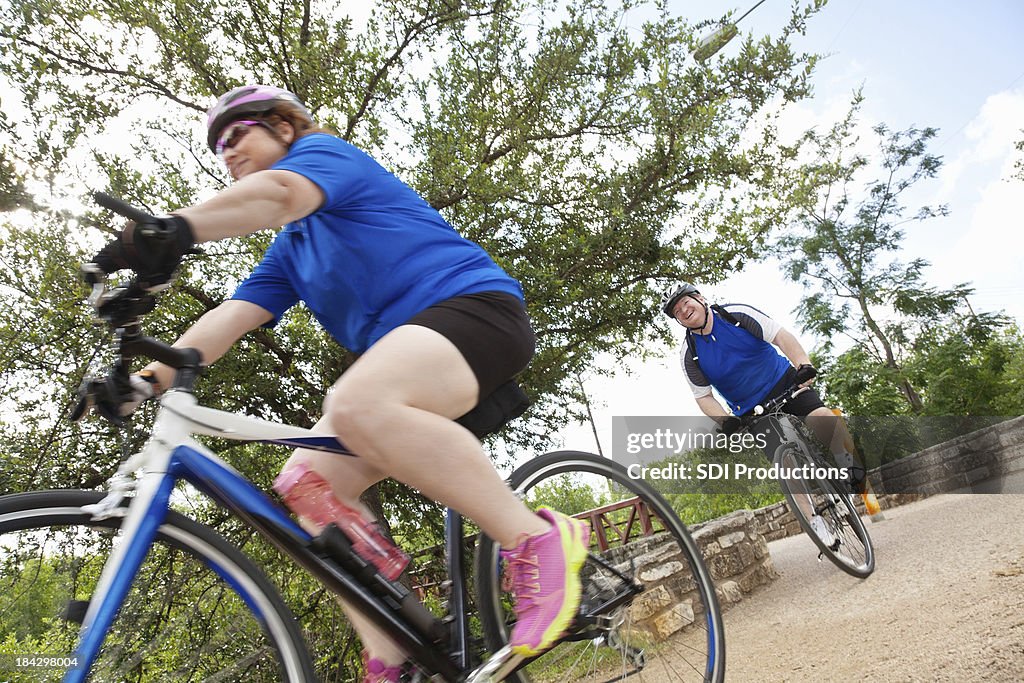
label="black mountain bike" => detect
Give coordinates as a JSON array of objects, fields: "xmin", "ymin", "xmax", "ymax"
[{"xmin": 738, "ymin": 385, "xmax": 875, "ymax": 578}]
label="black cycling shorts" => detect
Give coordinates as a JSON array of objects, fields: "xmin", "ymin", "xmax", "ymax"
[
  {"xmin": 754, "ymin": 366, "xmax": 826, "ymax": 417},
  {"xmin": 406, "ymin": 291, "xmax": 535, "ymax": 400}
]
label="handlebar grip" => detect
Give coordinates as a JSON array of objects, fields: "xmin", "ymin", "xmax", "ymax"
[{"xmin": 93, "ymin": 192, "xmax": 154, "ymax": 224}]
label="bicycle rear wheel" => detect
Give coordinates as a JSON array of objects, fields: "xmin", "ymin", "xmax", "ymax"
[
  {"xmin": 475, "ymin": 451, "xmax": 725, "ymax": 682},
  {"xmin": 774, "ymin": 446, "xmax": 875, "ymax": 578},
  {"xmin": 0, "ymin": 490, "xmax": 316, "ymax": 682}
]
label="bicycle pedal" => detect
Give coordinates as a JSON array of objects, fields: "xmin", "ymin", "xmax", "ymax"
[{"xmin": 465, "ymin": 644, "xmax": 525, "ymax": 682}]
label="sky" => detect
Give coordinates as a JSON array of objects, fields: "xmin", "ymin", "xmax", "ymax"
[{"xmin": 554, "ymin": 0, "xmax": 1024, "ymax": 459}]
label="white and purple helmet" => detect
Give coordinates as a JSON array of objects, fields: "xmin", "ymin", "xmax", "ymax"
[{"xmin": 206, "ymin": 85, "xmax": 312, "ymax": 152}]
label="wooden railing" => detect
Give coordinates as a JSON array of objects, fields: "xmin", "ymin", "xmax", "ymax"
[{"xmin": 573, "ymin": 496, "xmax": 661, "ymax": 551}]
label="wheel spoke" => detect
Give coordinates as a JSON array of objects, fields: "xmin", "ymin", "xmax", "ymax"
[
  {"xmin": 776, "ymin": 443, "xmax": 875, "ymax": 578},
  {"xmin": 474, "ymin": 452, "xmax": 725, "ymax": 682},
  {"xmin": 0, "ymin": 491, "xmax": 313, "ymax": 681}
]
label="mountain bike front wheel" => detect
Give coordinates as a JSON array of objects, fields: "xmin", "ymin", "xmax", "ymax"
[
  {"xmin": 774, "ymin": 445, "xmax": 876, "ymax": 578},
  {"xmin": 475, "ymin": 450, "xmax": 726, "ymax": 683},
  {"xmin": 0, "ymin": 490, "xmax": 316, "ymax": 682}
]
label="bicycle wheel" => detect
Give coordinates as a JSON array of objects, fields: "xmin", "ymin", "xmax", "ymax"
[
  {"xmin": 774, "ymin": 445, "xmax": 875, "ymax": 578},
  {"xmin": 0, "ymin": 490, "xmax": 316, "ymax": 682},
  {"xmin": 475, "ymin": 451, "xmax": 725, "ymax": 683}
]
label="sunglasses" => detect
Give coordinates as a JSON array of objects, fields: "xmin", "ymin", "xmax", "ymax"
[{"xmin": 215, "ymin": 120, "xmax": 274, "ymax": 156}]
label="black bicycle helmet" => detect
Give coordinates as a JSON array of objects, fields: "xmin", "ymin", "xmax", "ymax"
[{"xmin": 660, "ymin": 281, "xmax": 700, "ymax": 317}]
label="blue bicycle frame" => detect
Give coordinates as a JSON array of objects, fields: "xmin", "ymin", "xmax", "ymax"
[{"xmin": 67, "ymin": 389, "xmax": 471, "ymax": 682}]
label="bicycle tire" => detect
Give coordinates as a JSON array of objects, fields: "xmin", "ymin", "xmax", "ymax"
[
  {"xmin": 773, "ymin": 446, "xmax": 876, "ymax": 578},
  {"xmin": 0, "ymin": 490, "xmax": 316, "ymax": 682},
  {"xmin": 474, "ymin": 450, "xmax": 725, "ymax": 683}
]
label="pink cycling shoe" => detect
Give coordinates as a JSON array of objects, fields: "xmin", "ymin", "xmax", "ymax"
[{"xmin": 500, "ymin": 507, "xmax": 591, "ymax": 656}]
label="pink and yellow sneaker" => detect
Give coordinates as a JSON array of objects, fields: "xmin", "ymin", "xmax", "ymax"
[{"xmin": 500, "ymin": 507, "xmax": 591, "ymax": 656}]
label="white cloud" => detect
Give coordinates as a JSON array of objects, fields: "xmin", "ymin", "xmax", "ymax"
[
  {"xmin": 938, "ymin": 88, "xmax": 1024, "ymax": 198},
  {"xmin": 919, "ymin": 89, "xmax": 1024, "ymax": 323},
  {"xmin": 967, "ymin": 90, "xmax": 1024, "ymax": 166},
  {"xmin": 943, "ymin": 171, "xmax": 1024, "ymax": 321}
]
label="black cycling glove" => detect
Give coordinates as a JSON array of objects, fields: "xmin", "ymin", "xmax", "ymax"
[
  {"xmin": 794, "ymin": 363, "xmax": 817, "ymax": 385},
  {"xmin": 719, "ymin": 415, "xmax": 743, "ymax": 436},
  {"xmin": 92, "ymin": 215, "xmax": 195, "ymax": 288}
]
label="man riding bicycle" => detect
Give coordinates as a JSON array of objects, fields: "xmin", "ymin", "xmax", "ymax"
[{"xmin": 660, "ymin": 281, "xmax": 866, "ymax": 496}]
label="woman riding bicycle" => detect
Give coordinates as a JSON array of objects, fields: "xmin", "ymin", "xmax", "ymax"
[{"xmin": 83, "ymin": 84, "xmax": 590, "ymax": 682}]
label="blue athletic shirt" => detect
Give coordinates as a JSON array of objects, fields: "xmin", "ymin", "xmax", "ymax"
[
  {"xmin": 230, "ymin": 134, "xmax": 524, "ymax": 353},
  {"xmin": 679, "ymin": 304, "xmax": 793, "ymax": 414}
]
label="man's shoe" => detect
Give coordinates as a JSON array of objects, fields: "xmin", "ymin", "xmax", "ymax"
[{"xmin": 501, "ymin": 507, "xmax": 591, "ymax": 656}]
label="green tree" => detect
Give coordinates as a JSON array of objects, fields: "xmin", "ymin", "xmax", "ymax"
[
  {"xmin": 991, "ymin": 333, "xmax": 1024, "ymax": 415},
  {"xmin": 822, "ymin": 321, "xmax": 1024, "ymax": 468},
  {"xmin": 0, "ymin": 0, "xmax": 827, "ymax": 478},
  {"xmin": 810, "ymin": 346, "xmax": 907, "ymax": 417},
  {"xmin": 642, "ymin": 448, "xmax": 783, "ymax": 525},
  {"xmin": 1, "ymin": 0, "xmax": 828, "ymax": 676},
  {"xmin": 0, "ymin": 150, "xmax": 32, "ymax": 211},
  {"xmin": 524, "ymin": 473, "xmax": 609, "ymax": 515},
  {"xmin": 781, "ymin": 94, "xmax": 985, "ymax": 414},
  {"xmin": 1, "ymin": 0, "xmax": 828, "ymax": 413},
  {"xmin": 905, "ymin": 321, "xmax": 1024, "ymax": 416}
]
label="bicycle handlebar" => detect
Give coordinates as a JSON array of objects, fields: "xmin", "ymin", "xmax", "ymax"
[
  {"xmin": 93, "ymin": 191, "xmax": 156, "ymax": 225},
  {"xmin": 730, "ymin": 382, "xmax": 811, "ymax": 434},
  {"xmin": 80, "ymin": 193, "xmax": 204, "ymax": 390},
  {"xmin": 753, "ymin": 384, "xmax": 810, "ymax": 417},
  {"xmin": 82, "ymin": 193, "xmax": 165, "ymax": 321}
]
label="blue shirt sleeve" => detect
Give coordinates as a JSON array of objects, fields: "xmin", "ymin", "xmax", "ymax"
[
  {"xmin": 230, "ymin": 236, "xmax": 299, "ymax": 327},
  {"xmin": 271, "ymin": 134, "xmax": 374, "ymax": 212}
]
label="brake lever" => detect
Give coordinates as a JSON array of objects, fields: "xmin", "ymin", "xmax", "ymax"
[{"xmin": 81, "ymin": 262, "xmax": 108, "ymax": 309}]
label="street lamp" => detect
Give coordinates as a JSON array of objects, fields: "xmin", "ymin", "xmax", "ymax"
[{"xmin": 693, "ymin": 0, "xmax": 769, "ymax": 63}]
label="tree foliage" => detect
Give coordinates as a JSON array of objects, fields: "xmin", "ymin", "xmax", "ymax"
[
  {"xmin": 1, "ymin": 0, "xmax": 827, "ymax": 675},
  {"xmin": 781, "ymin": 95, "xmax": 1024, "ymax": 428},
  {"xmin": 642, "ymin": 447, "xmax": 783, "ymax": 525},
  {"xmin": 779, "ymin": 94, "xmax": 1008, "ymax": 414},
  {"xmin": 823, "ymin": 321, "xmax": 1024, "ymax": 470},
  {"xmin": 2, "ymin": 0, "xmax": 823, "ymax": 440},
  {"xmin": 817, "ymin": 320, "xmax": 1024, "ymax": 417},
  {"xmin": 1, "ymin": 0, "xmax": 827, "ymax": 473}
]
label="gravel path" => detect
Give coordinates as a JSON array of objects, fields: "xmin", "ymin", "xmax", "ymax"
[{"xmin": 722, "ymin": 494, "xmax": 1024, "ymax": 682}]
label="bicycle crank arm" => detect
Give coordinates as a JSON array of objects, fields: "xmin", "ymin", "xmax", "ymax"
[{"xmin": 465, "ymin": 645, "xmax": 526, "ymax": 682}]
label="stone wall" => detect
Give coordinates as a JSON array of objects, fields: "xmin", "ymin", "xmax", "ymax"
[
  {"xmin": 751, "ymin": 500, "xmax": 801, "ymax": 542},
  {"xmin": 867, "ymin": 415, "xmax": 1024, "ymax": 495},
  {"xmin": 612, "ymin": 509, "xmax": 778, "ymax": 638},
  {"xmin": 749, "ymin": 416, "xmax": 1024, "ymax": 541},
  {"xmin": 692, "ymin": 510, "xmax": 778, "ymax": 611}
]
